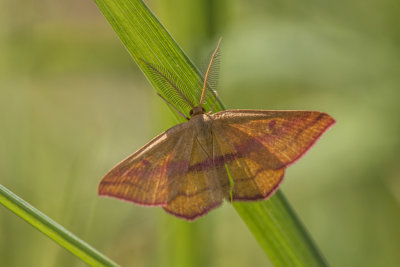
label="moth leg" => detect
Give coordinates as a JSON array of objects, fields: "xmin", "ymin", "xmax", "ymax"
[
  {"xmin": 207, "ymin": 90, "xmax": 219, "ymax": 114},
  {"xmin": 157, "ymin": 93, "xmax": 190, "ymax": 120}
]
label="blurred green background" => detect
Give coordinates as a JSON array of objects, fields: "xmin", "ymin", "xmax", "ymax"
[{"xmin": 1, "ymin": 0, "xmax": 400, "ymax": 266}]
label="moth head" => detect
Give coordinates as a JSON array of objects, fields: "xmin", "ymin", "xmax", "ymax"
[{"xmin": 189, "ymin": 106, "xmax": 206, "ymax": 117}]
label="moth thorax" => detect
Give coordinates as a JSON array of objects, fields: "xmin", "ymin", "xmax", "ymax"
[{"xmin": 189, "ymin": 106, "xmax": 206, "ymax": 117}]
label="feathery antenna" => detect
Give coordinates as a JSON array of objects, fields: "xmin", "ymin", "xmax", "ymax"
[
  {"xmin": 199, "ymin": 38, "xmax": 222, "ymax": 106},
  {"xmin": 139, "ymin": 58, "xmax": 195, "ymax": 109}
]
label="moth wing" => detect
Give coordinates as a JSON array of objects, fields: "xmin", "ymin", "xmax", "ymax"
[
  {"xmin": 211, "ymin": 110, "xmax": 335, "ymax": 200},
  {"xmin": 99, "ymin": 119, "xmax": 226, "ymax": 220},
  {"xmin": 212, "ymin": 124, "xmax": 285, "ymax": 201},
  {"xmin": 98, "ymin": 122, "xmax": 192, "ymax": 206},
  {"xmin": 163, "ymin": 128, "xmax": 226, "ymax": 220}
]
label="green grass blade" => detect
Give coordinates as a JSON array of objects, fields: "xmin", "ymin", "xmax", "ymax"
[
  {"xmin": 0, "ymin": 184, "xmax": 119, "ymax": 267},
  {"xmin": 93, "ymin": 0, "xmax": 224, "ymax": 121},
  {"xmin": 234, "ymin": 191, "xmax": 328, "ymax": 266},
  {"xmin": 93, "ymin": 0, "xmax": 328, "ymax": 266}
]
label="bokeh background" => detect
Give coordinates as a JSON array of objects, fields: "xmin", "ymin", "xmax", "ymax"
[{"xmin": 1, "ymin": 0, "xmax": 400, "ymax": 266}]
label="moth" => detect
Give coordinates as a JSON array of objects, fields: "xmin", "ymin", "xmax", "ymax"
[{"xmin": 98, "ymin": 40, "xmax": 335, "ymax": 221}]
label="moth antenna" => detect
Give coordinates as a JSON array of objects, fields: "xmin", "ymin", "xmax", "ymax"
[
  {"xmin": 199, "ymin": 38, "xmax": 222, "ymax": 106},
  {"xmin": 139, "ymin": 58, "xmax": 195, "ymax": 108},
  {"xmin": 157, "ymin": 93, "xmax": 190, "ymax": 120},
  {"xmin": 207, "ymin": 90, "xmax": 219, "ymax": 114}
]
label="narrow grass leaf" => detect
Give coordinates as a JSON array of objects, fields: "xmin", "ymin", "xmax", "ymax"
[{"xmin": 0, "ymin": 184, "xmax": 118, "ymax": 267}]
